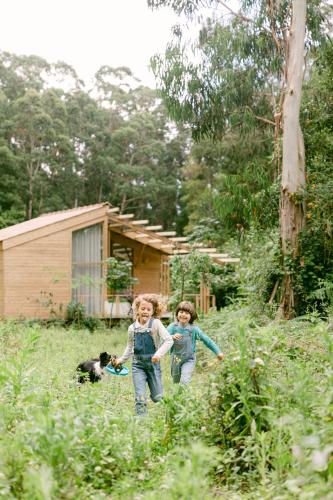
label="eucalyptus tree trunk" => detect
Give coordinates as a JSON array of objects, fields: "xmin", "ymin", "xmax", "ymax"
[{"xmin": 277, "ymin": 0, "xmax": 307, "ymax": 319}]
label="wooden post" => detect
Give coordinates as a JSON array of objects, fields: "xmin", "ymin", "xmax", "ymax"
[
  {"xmin": 115, "ymin": 295, "xmax": 120, "ymax": 317},
  {"xmin": 102, "ymin": 217, "xmax": 109, "ymax": 316},
  {"xmin": 160, "ymin": 258, "xmax": 170, "ymax": 297},
  {"xmin": 199, "ymin": 280, "xmax": 211, "ymax": 314}
]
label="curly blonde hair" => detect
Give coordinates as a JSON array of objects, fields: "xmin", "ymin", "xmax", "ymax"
[{"xmin": 132, "ymin": 294, "xmax": 167, "ymax": 319}]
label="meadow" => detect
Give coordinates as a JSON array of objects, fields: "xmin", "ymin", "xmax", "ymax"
[{"xmin": 0, "ymin": 308, "xmax": 333, "ymax": 499}]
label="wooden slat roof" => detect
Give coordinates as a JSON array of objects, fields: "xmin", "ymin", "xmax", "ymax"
[
  {"xmin": 106, "ymin": 209, "xmax": 240, "ymax": 265},
  {"xmin": 0, "ymin": 203, "xmax": 240, "ymax": 265}
]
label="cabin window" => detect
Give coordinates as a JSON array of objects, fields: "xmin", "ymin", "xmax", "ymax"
[{"xmin": 72, "ymin": 223, "xmax": 103, "ymax": 315}]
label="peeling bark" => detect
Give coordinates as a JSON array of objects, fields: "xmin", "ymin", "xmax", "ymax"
[{"xmin": 277, "ymin": 0, "xmax": 307, "ymax": 319}]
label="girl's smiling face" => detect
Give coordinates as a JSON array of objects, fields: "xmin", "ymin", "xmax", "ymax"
[
  {"xmin": 177, "ymin": 309, "xmax": 191, "ymax": 325},
  {"xmin": 137, "ymin": 300, "xmax": 154, "ymax": 325}
]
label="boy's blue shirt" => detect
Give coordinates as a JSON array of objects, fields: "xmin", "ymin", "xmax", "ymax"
[{"xmin": 167, "ymin": 322, "xmax": 221, "ymax": 355}]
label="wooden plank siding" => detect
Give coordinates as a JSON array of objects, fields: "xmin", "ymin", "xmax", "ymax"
[
  {"xmin": 109, "ymin": 231, "xmax": 164, "ymax": 296},
  {"xmin": 0, "ymin": 243, "xmax": 3, "ymax": 318},
  {"xmin": 134, "ymin": 254, "xmax": 162, "ymax": 295},
  {"xmin": 3, "ymin": 231, "xmax": 72, "ymax": 319},
  {"xmin": 102, "ymin": 216, "xmax": 109, "ymax": 307},
  {"xmin": 1, "ymin": 214, "xmax": 109, "ymax": 320},
  {"xmin": 160, "ymin": 257, "xmax": 171, "ymax": 297}
]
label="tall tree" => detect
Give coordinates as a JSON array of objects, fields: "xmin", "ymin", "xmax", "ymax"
[
  {"xmin": 0, "ymin": 52, "xmax": 83, "ymax": 218},
  {"xmin": 92, "ymin": 66, "xmax": 189, "ymax": 227},
  {"xmin": 277, "ymin": 0, "xmax": 307, "ymax": 318},
  {"xmin": 148, "ymin": 0, "xmax": 329, "ymax": 317},
  {"xmin": 0, "ymin": 53, "xmax": 189, "ymax": 228},
  {"xmin": 10, "ymin": 88, "xmax": 72, "ymax": 219}
]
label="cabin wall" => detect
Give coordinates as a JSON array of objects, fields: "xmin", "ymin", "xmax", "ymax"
[
  {"xmin": 133, "ymin": 250, "xmax": 162, "ymax": 295},
  {"xmin": 109, "ymin": 231, "xmax": 163, "ymax": 295},
  {"xmin": 3, "ymin": 230, "xmax": 71, "ymax": 319},
  {"xmin": 0, "ymin": 243, "xmax": 3, "ymax": 318},
  {"xmin": 2, "ymin": 214, "xmax": 108, "ymax": 320}
]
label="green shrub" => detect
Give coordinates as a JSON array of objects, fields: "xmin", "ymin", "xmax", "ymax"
[
  {"xmin": 206, "ymin": 323, "xmax": 271, "ymax": 440},
  {"xmin": 161, "ymin": 386, "xmax": 204, "ymax": 450},
  {"xmin": 66, "ymin": 301, "xmax": 85, "ymax": 325},
  {"xmin": 105, "ymin": 257, "xmax": 138, "ymax": 292},
  {"xmin": 66, "ymin": 301, "xmax": 101, "ymax": 332}
]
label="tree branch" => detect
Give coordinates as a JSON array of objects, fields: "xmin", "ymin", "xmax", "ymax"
[
  {"xmin": 254, "ymin": 115, "xmax": 275, "ymax": 126},
  {"xmin": 217, "ymin": 0, "xmax": 253, "ymax": 23},
  {"xmin": 216, "ymin": 0, "xmax": 271, "ymax": 35}
]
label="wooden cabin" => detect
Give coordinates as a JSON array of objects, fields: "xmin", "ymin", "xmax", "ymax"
[{"xmin": 0, "ymin": 203, "xmax": 239, "ymax": 320}]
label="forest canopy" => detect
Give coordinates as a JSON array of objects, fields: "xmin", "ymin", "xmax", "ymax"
[
  {"xmin": 0, "ymin": 0, "xmax": 332, "ymax": 317},
  {"xmin": 0, "ymin": 53, "xmax": 189, "ymax": 229}
]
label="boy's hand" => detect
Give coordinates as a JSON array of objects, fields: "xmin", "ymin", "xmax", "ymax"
[
  {"xmin": 151, "ymin": 355, "xmax": 159, "ymax": 363},
  {"xmin": 217, "ymin": 353, "xmax": 225, "ymax": 361},
  {"xmin": 173, "ymin": 333, "xmax": 183, "ymax": 340}
]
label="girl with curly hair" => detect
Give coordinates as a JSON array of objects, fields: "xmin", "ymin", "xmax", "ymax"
[{"xmin": 114, "ymin": 294, "xmax": 173, "ymax": 415}]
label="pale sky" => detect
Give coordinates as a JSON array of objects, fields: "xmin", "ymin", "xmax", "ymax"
[{"xmin": 0, "ymin": 0, "xmax": 180, "ymax": 88}]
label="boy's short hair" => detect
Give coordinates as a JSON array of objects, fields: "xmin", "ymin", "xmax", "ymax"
[
  {"xmin": 175, "ymin": 301, "xmax": 198, "ymax": 323},
  {"xmin": 132, "ymin": 294, "xmax": 166, "ymax": 319}
]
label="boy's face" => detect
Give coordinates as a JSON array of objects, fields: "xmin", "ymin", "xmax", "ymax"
[
  {"xmin": 177, "ymin": 309, "xmax": 191, "ymax": 324},
  {"xmin": 137, "ymin": 300, "xmax": 154, "ymax": 324}
]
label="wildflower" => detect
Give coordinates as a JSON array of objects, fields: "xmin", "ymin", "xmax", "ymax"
[
  {"xmin": 253, "ymin": 357, "xmax": 265, "ymax": 366},
  {"xmin": 291, "ymin": 445, "xmax": 302, "ymax": 459},
  {"xmin": 311, "ymin": 446, "xmax": 333, "ymax": 471}
]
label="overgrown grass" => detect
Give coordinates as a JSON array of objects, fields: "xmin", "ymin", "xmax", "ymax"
[{"xmin": 0, "ymin": 309, "xmax": 333, "ymax": 498}]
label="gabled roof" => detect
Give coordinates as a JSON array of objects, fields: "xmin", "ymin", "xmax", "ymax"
[
  {"xmin": 0, "ymin": 203, "xmax": 240, "ymax": 265},
  {"xmin": 0, "ymin": 204, "xmax": 107, "ymax": 242}
]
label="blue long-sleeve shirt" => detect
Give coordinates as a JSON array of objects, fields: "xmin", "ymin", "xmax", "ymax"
[{"xmin": 167, "ymin": 322, "xmax": 222, "ymax": 355}]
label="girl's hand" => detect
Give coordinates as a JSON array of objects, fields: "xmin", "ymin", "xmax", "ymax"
[
  {"xmin": 151, "ymin": 355, "xmax": 159, "ymax": 363},
  {"xmin": 113, "ymin": 358, "xmax": 122, "ymax": 367},
  {"xmin": 217, "ymin": 353, "xmax": 225, "ymax": 361},
  {"xmin": 173, "ymin": 333, "xmax": 183, "ymax": 340}
]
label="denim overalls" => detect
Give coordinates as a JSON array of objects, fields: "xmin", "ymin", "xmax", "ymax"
[
  {"xmin": 171, "ymin": 323, "xmax": 196, "ymax": 384},
  {"xmin": 132, "ymin": 318, "xmax": 163, "ymax": 415}
]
